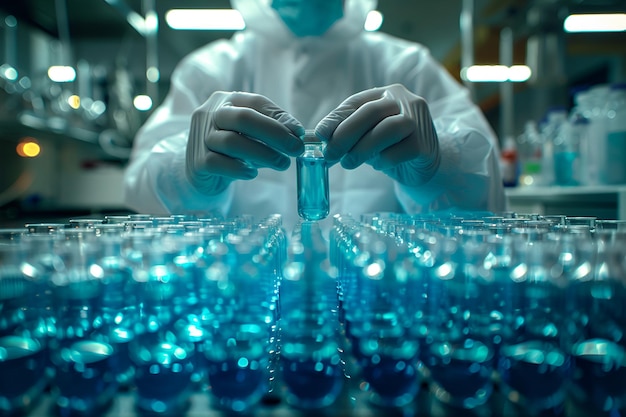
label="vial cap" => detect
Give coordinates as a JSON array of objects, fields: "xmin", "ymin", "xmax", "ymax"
[{"xmin": 302, "ymin": 129, "xmax": 323, "ymax": 144}]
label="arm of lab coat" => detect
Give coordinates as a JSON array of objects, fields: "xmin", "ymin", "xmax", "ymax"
[
  {"xmin": 395, "ymin": 119, "xmax": 506, "ymax": 214},
  {"xmin": 387, "ymin": 46, "xmax": 506, "ymax": 214},
  {"xmin": 123, "ymin": 127, "xmax": 233, "ymax": 216},
  {"xmin": 123, "ymin": 53, "xmax": 234, "ymax": 216}
]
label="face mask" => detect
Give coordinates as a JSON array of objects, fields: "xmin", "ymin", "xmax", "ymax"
[{"xmin": 271, "ymin": 0, "xmax": 344, "ymax": 37}]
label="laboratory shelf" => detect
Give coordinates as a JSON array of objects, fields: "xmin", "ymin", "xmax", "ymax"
[
  {"xmin": 0, "ymin": 115, "xmax": 99, "ymax": 145},
  {"xmin": 505, "ymin": 185, "xmax": 626, "ymax": 220}
]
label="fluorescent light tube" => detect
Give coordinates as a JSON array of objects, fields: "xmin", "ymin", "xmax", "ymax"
[
  {"xmin": 564, "ymin": 13, "xmax": 626, "ymax": 32},
  {"xmin": 165, "ymin": 9, "xmax": 245, "ymax": 30},
  {"xmin": 461, "ymin": 65, "xmax": 532, "ymax": 82},
  {"xmin": 508, "ymin": 65, "xmax": 532, "ymax": 82},
  {"xmin": 166, "ymin": 8, "xmax": 383, "ymax": 31},
  {"xmin": 48, "ymin": 66, "xmax": 76, "ymax": 83}
]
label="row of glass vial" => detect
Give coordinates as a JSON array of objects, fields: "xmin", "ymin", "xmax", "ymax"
[
  {"xmin": 330, "ymin": 212, "xmax": 626, "ymax": 415},
  {"xmin": 517, "ymin": 83, "xmax": 626, "ymax": 187},
  {"xmin": 0, "ymin": 214, "xmax": 288, "ymax": 416},
  {"xmin": 1, "ymin": 211, "xmax": 625, "ymax": 416}
]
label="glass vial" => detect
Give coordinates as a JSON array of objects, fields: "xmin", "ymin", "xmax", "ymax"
[
  {"xmin": 604, "ymin": 84, "xmax": 626, "ymax": 184},
  {"xmin": 296, "ymin": 131, "xmax": 329, "ymax": 221}
]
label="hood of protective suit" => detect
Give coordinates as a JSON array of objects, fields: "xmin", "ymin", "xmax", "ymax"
[{"xmin": 230, "ymin": 0, "xmax": 377, "ymax": 43}]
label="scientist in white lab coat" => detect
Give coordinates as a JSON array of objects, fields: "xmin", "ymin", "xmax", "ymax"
[{"xmin": 123, "ymin": 0, "xmax": 506, "ymax": 229}]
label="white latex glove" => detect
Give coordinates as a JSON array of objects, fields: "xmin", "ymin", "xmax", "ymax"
[
  {"xmin": 316, "ymin": 84, "xmax": 441, "ymax": 187},
  {"xmin": 186, "ymin": 91, "xmax": 305, "ymax": 195}
]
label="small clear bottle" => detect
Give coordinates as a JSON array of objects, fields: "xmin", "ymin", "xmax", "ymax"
[
  {"xmin": 516, "ymin": 120, "xmax": 543, "ymax": 187},
  {"xmin": 540, "ymin": 107, "xmax": 568, "ymax": 186},
  {"xmin": 585, "ymin": 84, "xmax": 611, "ymax": 185},
  {"xmin": 296, "ymin": 131, "xmax": 329, "ymax": 221},
  {"xmin": 553, "ymin": 118, "xmax": 584, "ymax": 186},
  {"xmin": 570, "ymin": 86, "xmax": 605, "ymax": 185},
  {"xmin": 603, "ymin": 84, "xmax": 626, "ymax": 184}
]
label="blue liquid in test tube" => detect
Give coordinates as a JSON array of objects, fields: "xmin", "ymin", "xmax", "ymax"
[
  {"xmin": 0, "ymin": 238, "xmax": 50, "ymax": 415},
  {"xmin": 297, "ymin": 131, "xmax": 329, "ymax": 221}
]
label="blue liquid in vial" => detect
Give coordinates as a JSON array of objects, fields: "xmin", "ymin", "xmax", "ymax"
[
  {"xmin": 281, "ymin": 340, "xmax": 344, "ymax": 409},
  {"xmin": 0, "ymin": 336, "xmax": 48, "ymax": 413},
  {"xmin": 0, "ymin": 270, "xmax": 51, "ymax": 415},
  {"xmin": 570, "ymin": 339, "xmax": 626, "ymax": 411},
  {"xmin": 567, "ymin": 280, "xmax": 626, "ymax": 410},
  {"xmin": 132, "ymin": 340, "xmax": 195, "ymax": 414},
  {"xmin": 52, "ymin": 340, "xmax": 119, "ymax": 414},
  {"xmin": 282, "ymin": 357, "xmax": 344, "ymax": 409},
  {"xmin": 297, "ymin": 143, "xmax": 329, "ymax": 221},
  {"xmin": 427, "ymin": 340, "xmax": 495, "ymax": 409},
  {"xmin": 349, "ymin": 319, "xmax": 421, "ymax": 407},
  {"xmin": 360, "ymin": 356, "xmax": 420, "ymax": 407},
  {"xmin": 206, "ymin": 358, "xmax": 269, "ymax": 411},
  {"xmin": 100, "ymin": 265, "xmax": 137, "ymax": 384},
  {"xmin": 203, "ymin": 324, "xmax": 270, "ymax": 412},
  {"xmin": 498, "ymin": 340, "xmax": 570, "ymax": 410}
]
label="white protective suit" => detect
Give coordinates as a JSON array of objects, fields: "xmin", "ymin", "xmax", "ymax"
[{"xmin": 123, "ymin": 0, "xmax": 506, "ymax": 230}]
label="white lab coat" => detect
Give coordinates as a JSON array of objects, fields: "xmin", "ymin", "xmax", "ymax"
[{"xmin": 123, "ymin": 0, "xmax": 506, "ymax": 230}]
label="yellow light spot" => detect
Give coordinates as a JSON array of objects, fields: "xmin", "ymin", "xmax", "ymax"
[
  {"xmin": 68, "ymin": 95, "xmax": 81, "ymax": 109},
  {"xmin": 16, "ymin": 139, "xmax": 41, "ymax": 158}
]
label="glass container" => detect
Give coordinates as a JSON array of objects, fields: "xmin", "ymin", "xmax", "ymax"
[{"xmin": 296, "ymin": 131, "xmax": 329, "ymax": 221}]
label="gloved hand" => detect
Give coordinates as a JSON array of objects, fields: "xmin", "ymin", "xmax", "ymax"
[
  {"xmin": 186, "ymin": 91, "xmax": 305, "ymax": 195},
  {"xmin": 316, "ymin": 83, "xmax": 441, "ymax": 186}
]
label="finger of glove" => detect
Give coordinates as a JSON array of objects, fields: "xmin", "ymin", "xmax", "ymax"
[
  {"xmin": 200, "ymin": 150, "xmax": 258, "ymax": 180},
  {"xmin": 315, "ymin": 87, "xmax": 385, "ymax": 142},
  {"xmin": 214, "ymin": 105, "xmax": 304, "ymax": 157},
  {"xmin": 228, "ymin": 92, "xmax": 305, "ymax": 136},
  {"xmin": 323, "ymin": 95, "xmax": 400, "ymax": 163},
  {"xmin": 370, "ymin": 119, "xmax": 439, "ymax": 172},
  {"xmin": 207, "ymin": 130, "xmax": 292, "ymax": 171},
  {"xmin": 221, "ymin": 92, "xmax": 305, "ymax": 153},
  {"xmin": 371, "ymin": 89, "xmax": 439, "ymax": 170},
  {"xmin": 341, "ymin": 114, "xmax": 414, "ymax": 169}
]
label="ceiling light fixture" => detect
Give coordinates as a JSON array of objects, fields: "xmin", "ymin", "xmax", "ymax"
[
  {"xmin": 564, "ymin": 13, "xmax": 626, "ymax": 32},
  {"xmin": 47, "ymin": 66, "xmax": 76, "ymax": 83},
  {"xmin": 165, "ymin": 9, "xmax": 384, "ymax": 32},
  {"xmin": 461, "ymin": 65, "xmax": 532, "ymax": 83},
  {"xmin": 165, "ymin": 9, "xmax": 245, "ymax": 30}
]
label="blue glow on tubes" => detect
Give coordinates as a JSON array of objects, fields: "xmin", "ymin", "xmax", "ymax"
[{"xmin": 297, "ymin": 131, "xmax": 329, "ymax": 221}]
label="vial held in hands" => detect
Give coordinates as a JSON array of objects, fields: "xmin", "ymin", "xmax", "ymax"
[{"xmin": 296, "ymin": 131, "xmax": 329, "ymax": 221}]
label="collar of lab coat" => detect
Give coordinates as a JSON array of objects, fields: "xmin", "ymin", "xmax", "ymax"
[{"xmin": 230, "ymin": 0, "xmax": 377, "ymax": 47}]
